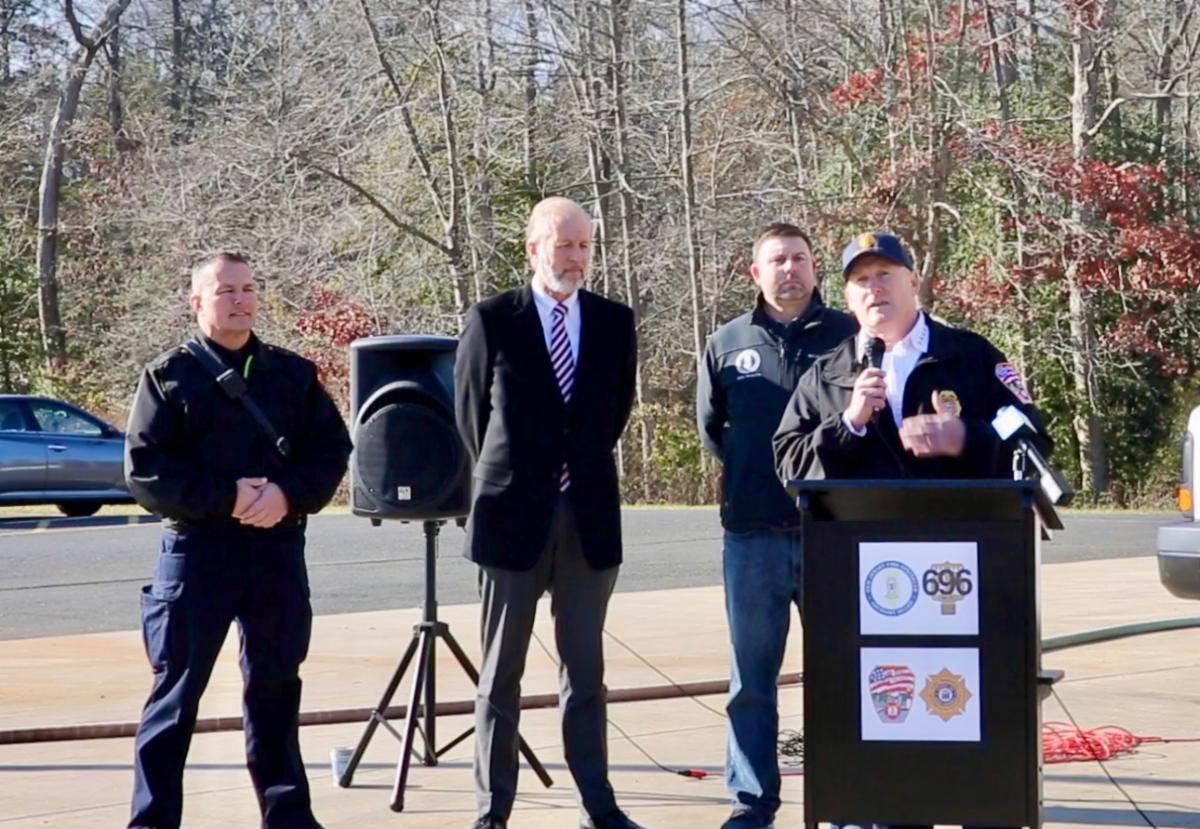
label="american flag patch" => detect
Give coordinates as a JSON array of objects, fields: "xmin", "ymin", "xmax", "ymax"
[{"xmin": 995, "ymin": 362, "xmax": 1033, "ymax": 404}]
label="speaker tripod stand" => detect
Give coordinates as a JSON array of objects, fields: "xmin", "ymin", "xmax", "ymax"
[{"xmin": 337, "ymin": 520, "xmax": 554, "ymax": 811}]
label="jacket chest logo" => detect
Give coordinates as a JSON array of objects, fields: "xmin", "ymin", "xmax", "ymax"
[
  {"xmin": 934, "ymin": 390, "xmax": 962, "ymax": 417},
  {"xmin": 734, "ymin": 349, "xmax": 762, "ymax": 375}
]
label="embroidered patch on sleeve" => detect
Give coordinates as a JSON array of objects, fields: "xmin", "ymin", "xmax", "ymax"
[{"xmin": 995, "ymin": 362, "xmax": 1033, "ymax": 404}]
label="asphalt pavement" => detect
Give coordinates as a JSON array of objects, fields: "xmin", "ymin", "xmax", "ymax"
[
  {"xmin": 0, "ymin": 508, "xmax": 1171, "ymax": 641},
  {"xmin": 0, "ymin": 506, "xmax": 1171, "ymax": 643}
]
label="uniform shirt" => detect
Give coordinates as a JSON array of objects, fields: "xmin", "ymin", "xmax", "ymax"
[
  {"xmin": 124, "ymin": 333, "xmax": 352, "ymax": 528},
  {"xmin": 530, "ymin": 279, "xmax": 581, "ymax": 364}
]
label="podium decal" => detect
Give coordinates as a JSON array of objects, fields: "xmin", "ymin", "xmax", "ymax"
[
  {"xmin": 867, "ymin": 664, "xmax": 916, "ymax": 723},
  {"xmin": 860, "ymin": 647, "xmax": 981, "ymax": 742},
  {"xmin": 859, "ymin": 542, "xmax": 979, "ymax": 635},
  {"xmin": 920, "ymin": 668, "xmax": 973, "ymax": 722}
]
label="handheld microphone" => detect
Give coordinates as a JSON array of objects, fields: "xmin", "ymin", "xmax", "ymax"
[
  {"xmin": 865, "ymin": 337, "xmax": 885, "ymax": 423},
  {"xmin": 865, "ymin": 337, "xmax": 885, "ymax": 370},
  {"xmin": 992, "ymin": 405, "xmax": 1074, "ymax": 506}
]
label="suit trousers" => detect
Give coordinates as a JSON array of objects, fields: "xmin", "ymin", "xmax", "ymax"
[{"xmin": 473, "ymin": 494, "xmax": 620, "ymax": 820}]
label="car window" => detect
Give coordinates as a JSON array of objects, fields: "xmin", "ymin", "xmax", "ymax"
[
  {"xmin": 30, "ymin": 402, "xmax": 104, "ymax": 436},
  {"xmin": 0, "ymin": 401, "xmax": 26, "ymax": 432}
]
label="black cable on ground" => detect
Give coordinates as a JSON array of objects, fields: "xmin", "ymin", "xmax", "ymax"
[
  {"xmin": 1049, "ymin": 686, "xmax": 1157, "ymax": 828},
  {"xmin": 529, "ymin": 629, "xmax": 726, "ymax": 780},
  {"xmin": 602, "ymin": 628, "xmax": 730, "ymax": 720}
]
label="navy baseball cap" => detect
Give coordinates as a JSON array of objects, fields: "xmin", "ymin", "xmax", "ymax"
[{"xmin": 841, "ymin": 231, "xmax": 914, "ymax": 277}]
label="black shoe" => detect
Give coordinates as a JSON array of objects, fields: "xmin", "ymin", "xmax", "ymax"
[
  {"xmin": 470, "ymin": 816, "xmax": 507, "ymax": 829},
  {"xmin": 721, "ymin": 806, "xmax": 775, "ymax": 829},
  {"xmin": 581, "ymin": 810, "xmax": 648, "ymax": 829}
]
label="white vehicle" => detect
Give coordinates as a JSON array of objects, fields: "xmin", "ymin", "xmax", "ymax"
[{"xmin": 1158, "ymin": 405, "xmax": 1200, "ymax": 598}]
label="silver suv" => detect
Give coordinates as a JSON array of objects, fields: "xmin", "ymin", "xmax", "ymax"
[
  {"xmin": 1158, "ymin": 405, "xmax": 1200, "ymax": 598},
  {"xmin": 0, "ymin": 394, "xmax": 133, "ymax": 517}
]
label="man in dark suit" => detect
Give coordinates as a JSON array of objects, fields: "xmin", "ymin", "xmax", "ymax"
[{"xmin": 454, "ymin": 196, "xmax": 644, "ymax": 829}]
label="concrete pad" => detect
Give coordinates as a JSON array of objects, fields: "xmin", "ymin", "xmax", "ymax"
[{"xmin": 2, "ymin": 557, "xmax": 1200, "ymax": 828}]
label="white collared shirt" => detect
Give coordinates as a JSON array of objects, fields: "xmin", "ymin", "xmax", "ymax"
[
  {"xmin": 844, "ymin": 312, "xmax": 929, "ymax": 434},
  {"xmin": 530, "ymin": 280, "xmax": 581, "ymax": 364}
]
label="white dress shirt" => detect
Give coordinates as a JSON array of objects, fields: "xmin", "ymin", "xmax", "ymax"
[
  {"xmin": 530, "ymin": 280, "xmax": 581, "ymax": 364},
  {"xmin": 845, "ymin": 312, "xmax": 930, "ymax": 434}
]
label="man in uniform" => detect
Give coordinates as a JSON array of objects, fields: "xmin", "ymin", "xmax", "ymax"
[
  {"xmin": 772, "ymin": 231, "xmax": 1051, "ymax": 829},
  {"xmin": 696, "ymin": 223, "xmax": 855, "ymax": 829},
  {"xmin": 455, "ymin": 196, "xmax": 643, "ymax": 829},
  {"xmin": 125, "ymin": 252, "xmax": 352, "ymax": 829}
]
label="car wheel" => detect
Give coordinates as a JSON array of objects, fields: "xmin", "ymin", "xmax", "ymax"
[{"xmin": 57, "ymin": 502, "xmax": 101, "ymax": 518}]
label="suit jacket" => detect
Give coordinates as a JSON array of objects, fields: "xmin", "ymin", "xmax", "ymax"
[{"xmin": 455, "ymin": 285, "xmax": 637, "ymax": 571}]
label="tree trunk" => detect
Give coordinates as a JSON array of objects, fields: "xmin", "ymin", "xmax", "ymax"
[
  {"xmin": 169, "ymin": 0, "xmax": 185, "ymax": 114},
  {"xmin": 467, "ymin": 0, "xmax": 497, "ymax": 301},
  {"xmin": 986, "ymin": 0, "xmax": 1034, "ymax": 382},
  {"xmin": 36, "ymin": 0, "xmax": 133, "ymax": 370},
  {"xmin": 523, "ymin": 0, "xmax": 538, "ymax": 197},
  {"xmin": 675, "ymin": 0, "xmax": 703, "ymax": 365},
  {"xmin": 430, "ymin": 2, "xmax": 469, "ymax": 326},
  {"xmin": 106, "ymin": 24, "xmax": 130, "ymax": 153},
  {"xmin": 0, "ymin": 5, "xmax": 12, "ymax": 84},
  {"xmin": 1067, "ymin": 1, "xmax": 1110, "ymax": 495},
  {"xmin": 607, "ymin": 0, "xmax": 650, "ymax": 500}
]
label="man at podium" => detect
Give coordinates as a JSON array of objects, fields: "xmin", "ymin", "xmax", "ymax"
[
  {"xmin": 773, "ymin": 230, "xmax": 1051, "ymax": 484},
  {"xmin": 771, "ymin": 230, "xmax": 1053, "ymax": 829}
]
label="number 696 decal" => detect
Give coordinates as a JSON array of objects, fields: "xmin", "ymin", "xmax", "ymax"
[{"xmin": 921, "ymin": 562, "xmax": 972, "ymax": 615}]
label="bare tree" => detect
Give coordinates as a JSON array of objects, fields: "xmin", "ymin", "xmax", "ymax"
[{"xmin": 36, "ymin": 0, "xmax": 132, "ymax": 369}]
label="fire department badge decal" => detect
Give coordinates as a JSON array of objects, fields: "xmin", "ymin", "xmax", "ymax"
[
  {"xmin": 869, "ymin": 664, "xmax": 916, "ymax": 723},
  {"xmin": 864, "ymin": 560, "xmax": 919, "ymax": 616},
  {"xmin": 920, "ymin": 668, "xmax": 972, "ymax": 722}
]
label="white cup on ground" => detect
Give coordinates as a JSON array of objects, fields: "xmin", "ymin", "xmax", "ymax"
[{"xmin": 330, "ymin": 746, "xmax": 354, "ymax": 785}]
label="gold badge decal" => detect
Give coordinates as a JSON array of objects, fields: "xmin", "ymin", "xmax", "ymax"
[
  {"xmin": 857, "ymin": 232, "xmax": 878, "ymax": 250},
  {"xmin": 920, "ymin": 668, "xmax": 972, "ymax": 722},
  {"xmin": 934, "ymin": 390, "xmax": 962, "ymax": 417}
]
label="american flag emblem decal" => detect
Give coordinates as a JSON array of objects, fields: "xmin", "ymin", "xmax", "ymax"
[{"xmin": 868, "ymin": 664, "xmax": 916, "ymax": 723}]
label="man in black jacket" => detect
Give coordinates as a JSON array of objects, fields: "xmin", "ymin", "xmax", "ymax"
[
  {"xmin": 454, "ymin": 197, "xmax": 642, "ymax": 829},
  {"xmin": 774, "ymin": 231, "xmax": 1050, "ymax": 485},
  {"xmin": 124, "ymin": 252, "xmax": 351, "ymax": 829},
  {"xmin": 773, "ymin": 231, "xmax": 1051, "ymax": 829},
  {"xmin": 697, "ymin": 223, "xmax": 855, "ymax": 829}
]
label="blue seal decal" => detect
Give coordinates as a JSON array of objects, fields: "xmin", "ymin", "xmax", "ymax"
[{"xmin": 864, "ymin": 560, "xmax": 919, "ymax": 616}]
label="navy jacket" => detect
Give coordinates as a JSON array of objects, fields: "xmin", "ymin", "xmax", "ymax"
[
  {"xmin": 697, "ymin": 293, "xmax": 855, "ymax": 531},
  {"xmin": 125, "ymin": 334, "xmax": 351, "ymax": 530}
]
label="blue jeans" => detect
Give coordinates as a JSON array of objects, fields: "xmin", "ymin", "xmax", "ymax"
[{"xmin": 723, "ymin": 529, "xmax": 803, "ymax": 820}]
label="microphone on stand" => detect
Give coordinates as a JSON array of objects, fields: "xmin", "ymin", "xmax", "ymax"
[{"xmin": 992, "ymin": 405, "xmax": 1074, "ymax": 506}]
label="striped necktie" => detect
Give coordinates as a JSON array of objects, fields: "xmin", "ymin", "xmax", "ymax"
[{"xmin": 550, "ymin": 301, "xmax": 575, "ymax": 490}]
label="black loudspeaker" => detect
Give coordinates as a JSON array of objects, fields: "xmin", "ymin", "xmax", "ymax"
[{"xmin": 349, "ymin": 335, "xmax": 470, "ymax": 520}]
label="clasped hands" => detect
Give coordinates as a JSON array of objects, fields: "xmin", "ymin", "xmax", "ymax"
[
  {"xmin": 232, "ymin": 477, "xmax": 290, "ymax": 528},
  {"xmin": 846, "ymin": 368, "xmax": 965, "ymax": 458}
]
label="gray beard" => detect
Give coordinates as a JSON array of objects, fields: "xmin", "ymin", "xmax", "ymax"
[{"xmin": 538, "ymin": 270, "xmax": 581, "ymax": 296}]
